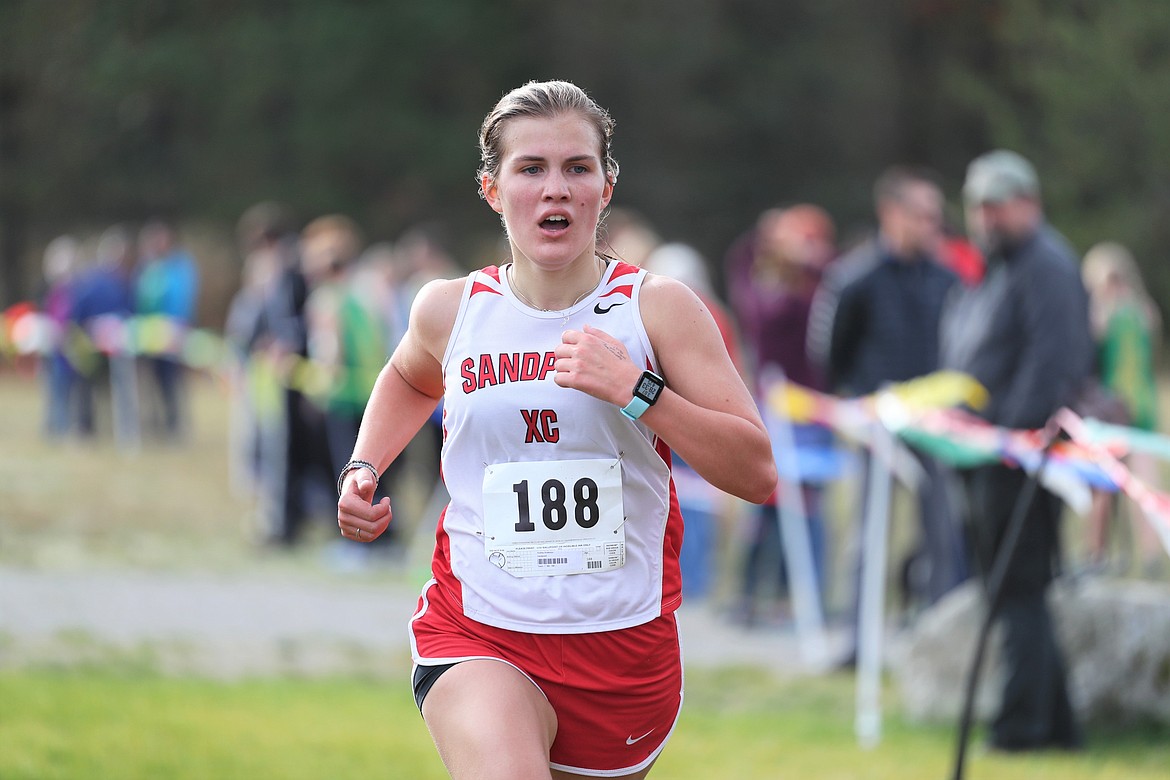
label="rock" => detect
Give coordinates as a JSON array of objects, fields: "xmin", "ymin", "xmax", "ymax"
[
  {"xmin": 1058, "ymin": 577, "xmax": 1170, "ymax": 725},
  {"xmin": 889, "ymin": 577, "xmax": 1170, "ymax": 726}
]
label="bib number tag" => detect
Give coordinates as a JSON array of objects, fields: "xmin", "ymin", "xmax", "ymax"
[{"xmin": 482, "ymin": 459, "xmax": 626, "ymax": 578}]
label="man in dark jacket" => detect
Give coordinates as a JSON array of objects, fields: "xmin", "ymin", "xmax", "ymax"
[
  {"xmin": 808, "ymin": 166, "xmax": 967, "ymax": 664},
  {"xmin": 809, "ymin": 167, "xmax": 958, "ymax": 400},
  {"xmin": 941, "ymin": 149, "xmax": 1090, "ymax": 751}
]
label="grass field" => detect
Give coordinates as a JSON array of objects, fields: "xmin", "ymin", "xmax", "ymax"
[
  {"xmin": 2, "ymin": 369, "xmax": 1168, "ymax": 779},
  {"xmin": 3, "ymin": 665, "xmax": 1167, "ymax": 780}
]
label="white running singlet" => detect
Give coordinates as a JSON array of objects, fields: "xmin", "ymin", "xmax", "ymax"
[{"xmin": 433, "ymin": 260, "xmax": 684, "ymax": 634}]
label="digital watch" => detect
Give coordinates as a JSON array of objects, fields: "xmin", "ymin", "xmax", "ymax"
[{"xmin": 619, "ymin": 370, "xmax": 666, "ymax": 421}]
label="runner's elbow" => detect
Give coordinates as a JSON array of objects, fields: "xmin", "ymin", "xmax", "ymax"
[{"xmin": 730, "ymin": 457, "xmax": 779, "ymax": 505}]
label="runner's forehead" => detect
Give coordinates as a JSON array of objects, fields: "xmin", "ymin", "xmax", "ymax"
[{"xmin": 499, "ymin": 115, "xmax": 603, "ymax": 164}]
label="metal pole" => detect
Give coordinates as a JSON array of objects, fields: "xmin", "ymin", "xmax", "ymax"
[
  {"xmin": 856, "ymin": 416, "xmax": 893, "ymax": 748},
  {"xmin": 766, "ymin": 371, "xmax": 830, "ymax": 670}
]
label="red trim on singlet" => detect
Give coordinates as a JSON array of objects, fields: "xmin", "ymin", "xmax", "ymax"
[
  {"xmin": 470, "ymin": 265, "xmax": 503, "ymax": 297},
  {"xmin": 597, "ymin": 284, "xmax": 634, "ymax": 300},
  {"xmin": 595, "ymin": 261, "xmax": 638, "ymax": 301},
  {"xmin": 470, "ymin": 281, "xmax": 501, "ymax": 297},
  {"xmin": 610, "ymin": 261, "xmax": 640, "ymax": 280},
  {"xmin": 431, "ymin": 505, "xmax": 460, "ymax": 607},
  {"xmin": 655, "ymin": 436, "xmax": 685, "ymax": 615}
]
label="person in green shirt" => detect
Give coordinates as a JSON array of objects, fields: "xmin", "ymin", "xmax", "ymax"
[
  {"xmin": 1082, "ymin": 241, "xmax": 1163, "ymax": 576},
  {"xmin": 302, "ymin": 215, "xmax": 397, "ymax": 557}
]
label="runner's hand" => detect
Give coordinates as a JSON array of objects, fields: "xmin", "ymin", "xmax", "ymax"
[
  {"xmin": 554, "ymin": 324, "xmax": 642, "ymax": 406},
  {"xmin": 337, "ymin": 471, "xmax": 392, "ymax": 542}
]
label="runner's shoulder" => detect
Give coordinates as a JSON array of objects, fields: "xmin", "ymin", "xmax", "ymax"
[{"xmin": 409, "ymin": 276, "xmax": 468, "ymax": 351}]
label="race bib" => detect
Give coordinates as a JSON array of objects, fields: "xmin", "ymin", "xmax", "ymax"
[{"xmin": 482, "ymin": 458, "xmax": 626, "ymax": 578}]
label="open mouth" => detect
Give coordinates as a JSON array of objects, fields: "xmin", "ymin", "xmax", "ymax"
[{"xmin": 541, "ymin": 215, "xmax": 570, "ymax": 232}]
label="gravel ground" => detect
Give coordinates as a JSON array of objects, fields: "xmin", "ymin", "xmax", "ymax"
[{"xmin": 0, "ymin": 565, "xmax": 845, "ymax": 679}]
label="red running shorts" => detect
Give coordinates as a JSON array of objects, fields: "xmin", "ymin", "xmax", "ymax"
[{"xmin": 409, "ymin": 579, "xmax": 684, "ymax": 776}]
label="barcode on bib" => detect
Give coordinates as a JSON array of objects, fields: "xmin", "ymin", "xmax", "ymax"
[
  {"xmin": 587, "ymin": 560, "xmax": 602, "ymax": 570},
  {"xmin": 539, "ymin": 557, "xmax": 568, "ymax": 565}
]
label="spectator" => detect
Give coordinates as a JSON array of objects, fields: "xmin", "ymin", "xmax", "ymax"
[
  {"xmin": 135, "ymin": 219, "xmax": 199, "ymax": 440},
  {"xmin": 724, "ymin": 204, "xmax": 837, "ymax": 626},
  {"xmin": 941, "ymin": 149, "xmax": 1090, "ymax": 752},
  {"xmin": 729, "ymin": 205, "xmax": 834, "ymax": 388},
  {"xmin": 40, "ymin": 235, "xmax": 81, "ymax": 439},
  {"xmin": 70, "ymin": 225, "xmax": 138, "ymax": 443},
  {"xmin": 1081, "ymin": 240, "xmax": 1164, "ymax": 577},
  {"xmin": 225, "ymin": 205, "xmax": 290, "ymax": 496},
  {"xmin": 302, "ymin": 214, "xmax": 397, "ymax": 562},
  {"xmin": 227, "ymin": 202, "xmax": 331, "ymax": 547},
  {"xmin": 807, "ymin": 166, "xmax": 966, "ymax": 663}
]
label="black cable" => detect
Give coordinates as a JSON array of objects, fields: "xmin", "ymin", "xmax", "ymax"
[{"xmin": 949, "ymin": 422, "xmax": 1064, "ymax": 780}]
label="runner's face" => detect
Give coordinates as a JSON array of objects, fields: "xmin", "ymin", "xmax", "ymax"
[{"xmin": 482, "ymin": 113, "xmax": 613, "ymax": 272}]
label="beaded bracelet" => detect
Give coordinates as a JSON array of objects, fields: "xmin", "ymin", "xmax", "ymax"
[{"xmin": 337, "ymin": 459, "xmax": 381, "ymax": 496}]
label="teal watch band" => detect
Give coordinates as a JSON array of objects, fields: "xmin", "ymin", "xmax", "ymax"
[
  {"xmin": 620, "ymin": 396, "xmax": 651, "ymax": 421},
  {"xmin": 619, "ymin": 370, "xmax": 665, "ymax": 421}
]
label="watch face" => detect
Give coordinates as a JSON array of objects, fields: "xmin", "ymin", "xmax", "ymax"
[{"xmin": 635, "ymin": 372, "xmax": 664, "ymax": 403}]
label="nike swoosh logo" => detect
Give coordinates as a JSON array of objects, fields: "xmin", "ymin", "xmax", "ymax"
[
  {"xmin": 594, "ymin": 301, "xmax": 626, "ymax": 314},
  {"xmin": 626, "ymin": 729, "xmax": 655, "ymax": 745}
]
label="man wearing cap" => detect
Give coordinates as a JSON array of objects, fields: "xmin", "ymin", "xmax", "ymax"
[{"xmin": 941, "ymin": 149, "xmax": 1091, "ymax": 752}]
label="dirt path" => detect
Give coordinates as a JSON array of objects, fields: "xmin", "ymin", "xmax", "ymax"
[{"xmin": 0, "ymin": 565, "xmax": 841, "ymax": 679}]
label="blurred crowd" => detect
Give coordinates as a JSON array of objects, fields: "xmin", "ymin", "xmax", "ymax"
[
  {"xmin": 38, "ymin": 220, "xmax": 199, "ymax": 446},
  {"xmin": 220, "ymin": 205, "xmax": 459, "ymax": 567},
  {"xmin": 26, "ymin": 153, "xmax": 1165, "ymax": 614}
]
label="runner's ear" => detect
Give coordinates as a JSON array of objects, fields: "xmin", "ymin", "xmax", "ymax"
[{"xmin": 482, "ymin": 175, "xmax": 503, "ymax": 214}]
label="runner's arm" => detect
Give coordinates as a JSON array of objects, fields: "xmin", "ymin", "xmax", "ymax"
[{"xmin": 337, "ymin": 278, "xmax": 461, "ymax": 509}]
